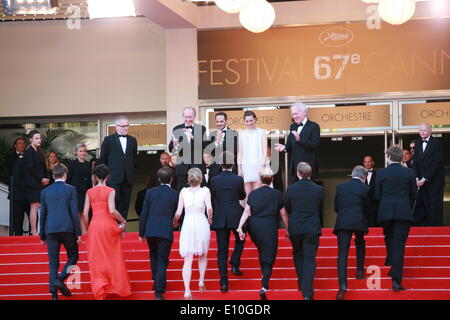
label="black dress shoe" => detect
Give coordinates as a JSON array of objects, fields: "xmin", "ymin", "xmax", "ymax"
[
  {"xmin": 336, "ymin": 290, "xmax": 346, "ymax": 300},
  {"xmin": 231, "ymin": 265, "xmax": 242, "ymax": 276},
  {"xmin": 303, "ymin": 296, "xmax": 314, "ymax": 300},
  {"xmin": 356, "ymin": 269, "xmax": 365, "ymax": 280},
  {"xmin": 155, "ymin": 293, "xmax": 165, "ymax": 300},
  {"xmin": 55, "ymin": 280, "xmax": 72, "ymax": 297},
  {"xmin": 220, "ymin": 284, "xmax": 229, "ymax": 292},
  {"xmin": 259, "ymin": 289, "xmax": 267, "ymax": 300},
  {"xmin": 51, "ymin": 293, "xmax": 58, "ymax": 300},
  {"xmin": 392, "ymin": 281, "xmax": 406, "ymax": 292}
]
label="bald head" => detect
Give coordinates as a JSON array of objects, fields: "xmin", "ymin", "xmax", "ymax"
[{"xmin": 419, "ymin": 123, "xmax": 432, "ymax": 140}]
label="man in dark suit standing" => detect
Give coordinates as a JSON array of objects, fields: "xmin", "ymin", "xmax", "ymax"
[
  {"xmin": 284, "ymin": 162, "xmax": 323, "ymax": 300},
  {"xmin": 275, "ymin": 102, "xmax": 320, "ymax": 182},
  {"xmin": 202, "ymin": 152, "xmax": 221, "ymax": 189},
  {"xmin": 208, "ymin": 112, "xmax": 239, "ymax": 174},
  {"xmin": 40, "ymin": 164, "xmax": 81, "ymax": 300},
  {"xmin": 363, "ymin": 155, "xmax": 378, "ymax": 226},
  {"xmin": 139, "ymin": 167, "xmax": 179, "ymax": 300},
  {"xmin": 334, "ymin": 166, "xmax": 370, "ymax": 300},
  {"xmin": 412, "ymin": 123, "xmax": 445, "ymax": 226},
  {"xmin": 211, "ymin": 152, "xmax": 247, "ymax": 292},
  {"xmin": 376, "ymin": 146, "xmax": 417, "ymax": 291},
  {"xmin": 169, "ymin": 107, "xmax": 207, "ymax": 191},
  {"xmin": 5, "ymin": 138, "xmax": 29, "ymax": 236},
  {"xmin": 98, "ymin": 116, "xmax": 137, "ymax": 221}
]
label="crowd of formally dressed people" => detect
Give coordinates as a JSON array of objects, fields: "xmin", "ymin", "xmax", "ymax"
[{"xmin": 3, "ymin": 103, "xmax": 446, "ymax": 301}]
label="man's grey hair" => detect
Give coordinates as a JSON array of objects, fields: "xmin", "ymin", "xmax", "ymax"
[
  {"xmin": 291, "ymin": 102, "xmax": 308, "ymax": 113},
  {"xmin": 115, "ymin": 115, "xmax": 129, "ymax": 126},
  {"xmin": 182, "ymin": 106, "xmax": 197, "ymax": 117},
  {"xmin": 352, "ymin": 165, "xmax": 368, "ymax": 179}
]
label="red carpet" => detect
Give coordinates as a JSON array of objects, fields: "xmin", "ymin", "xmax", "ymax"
[{"xmin": 0, "ymin": 227, "xmax": 449, "ymax": 300}]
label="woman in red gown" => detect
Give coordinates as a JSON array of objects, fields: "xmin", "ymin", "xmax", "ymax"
[{"xmin": 83, "ymin": 164, "xmax": 131, "ymax": 300}]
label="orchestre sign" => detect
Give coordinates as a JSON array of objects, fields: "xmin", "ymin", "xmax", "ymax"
[
  {"xmin": 198, "ymin": 18, "xmax": 450, "ymax": 99},
  {"xmin": 401, "ymin": 102, "xmax": 450, "ymax": 127},
  {"xmin": 208, "ymin": 105, "xmax": 390, "ymax": 131},
  {"xmin": 108, "ymin": 124, "xmax": 167, "ymax": 146}
]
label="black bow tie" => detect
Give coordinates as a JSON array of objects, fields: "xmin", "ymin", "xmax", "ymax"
[
  {"xmin": 422, "ymin": 140, "xmax": 428, "ymax": 143},
  {"xmin": 294, "ymin": 123, "xmax": 304, "ymax": 129},
  {"xmin": 185, "ymin": 126, "xmax": 193, "ymax": 129},
  {"xmin": 118, "ymin": 134, "xmax": 127, "ymax": 138},
  {"xmin": 368, "ymin": 169, "xmax": 373, "ymax": 172}
]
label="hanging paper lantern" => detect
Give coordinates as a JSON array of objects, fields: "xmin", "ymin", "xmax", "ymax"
[
  {"xmin": 378, "ymin": 0, "xmax": 416, "ymax": 25},
  {"xmin": 239, "ymin": 0, "xmax": 275, "ymax": 33},
  {"xmin": 214, "ymin": 0, "xmax": 250, "ymax": 14}
]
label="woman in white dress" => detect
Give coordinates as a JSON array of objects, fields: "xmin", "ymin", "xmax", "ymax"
[
  {"xmin": 238, "ymin": 111, "xmax": 268, "ymax": 201},
  {"xmin": 174, "ymin": 168, "xmax": 213, "ymax": 300}
]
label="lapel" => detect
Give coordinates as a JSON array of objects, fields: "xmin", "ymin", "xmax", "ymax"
[{"xmin": 114, "ymin": 133, "xmax": 125, "ymax": 154}]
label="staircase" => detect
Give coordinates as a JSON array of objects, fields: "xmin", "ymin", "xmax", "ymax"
[{"xmin": 0, "ymin": 227, "xmax": 449, "ymax": 300}]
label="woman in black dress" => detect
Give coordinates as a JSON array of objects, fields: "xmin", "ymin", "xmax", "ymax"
[
  {"xmin": 237, "ymin": 168, "xmax": 288, "ymax": 300},
  {"xmin": 67, "ymin": 143, "xmax": 93, "ymax": 234},
  {"xmin": 23, "ymin": 130, "xmax": 49, "ymax": 235}
]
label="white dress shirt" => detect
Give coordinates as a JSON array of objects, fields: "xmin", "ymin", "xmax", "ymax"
[{"xmin": 119, "ymin": 136, "xmax": 127, "ymax": 153}]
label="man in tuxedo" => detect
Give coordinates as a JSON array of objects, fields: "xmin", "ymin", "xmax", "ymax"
[
  {"xmin": 139, "ymin": 167, "xmax": 179, "ymax": 300},
  {"xmin": 149, "ymin": 152, "xmax": 171, "ymax": 188},
  {"xmin": 208, "ymin": 112, "xmax": 238, "ymax": 174},
  {"xmin": 275, "ymin": 102, "xmax": 320, "ymax": 182},
  {"xmin": 169, "ymin": 107, "xmax": 207, "ymax": 191},
  {"xmin": 5, "ymin": 138, "xmax": 29, "ymax": 236},
  {"xmin": 412, "ymin": 123, "xmax": 445, "ymax": 226},
  {"xmin": 284, "ymin": 162, "xmax": 323, "ymax": 300},
  {"xmin": 363, "ymin": 155, "xmax": 378, "ymax": 226},
  {"xmin": 210, "ymin": 152, "xmax": 247, "ymax": 292},
  {"xmin": 40, "ymin": 164, "xmax": 81, "ymax": 300},
  {"xmin": 376, "ymin": 146, "xmax": 417, "ymax": 291},
  {"xmin": 98, "ymin": 116, "xmax": 137, "ymax": 221},
  {"xmin": 334, "ymin": 166, "xmax": 370, "ymax": 300},
  {"xmin": 202, "ymin": 152, "xmax": 221, "ymax": 188}
]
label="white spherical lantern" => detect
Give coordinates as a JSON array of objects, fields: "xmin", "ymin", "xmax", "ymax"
[
  {"xmin": 239, "ymin": 0, "xmax": 275, "ymax": 33},
  {"xmin": 378, "ymin": 0, "xmax": 416, "ymax": 25},
  {"xmin": 215, "ymin": 0, "xmax": 250, "ymax": 14}
]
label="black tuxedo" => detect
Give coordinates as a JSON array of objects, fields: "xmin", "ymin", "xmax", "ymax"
[
  {"xmin": 40, "ymin": 181, "xmax": 80, "ymax": 294},
  {"xmin": 211, "ymin": 170, "xmax": 246, "ymax": 287},
  {"xmin": 169, "ymin": 123, "xmax": 207, "ymax": 191},
  {"xmin": 412, "ymin": 136, "xmax": 445, "ymax": 226},
  {"xmin": 334, "ymin": 178, "xmax": 371, "ymax": 288},
  {"xmin": 209, "ymin": 127, "xmax": 238, "ymax": 174},
  {"xmin": 98, "ymin": 133, "xmax": 137, "ymax": 220},
  {"xmin": 365, "ymin": 169, "xmax": 378, "ymax": 226},
  {"xmin": 202, "ymin": 163, "xmax": 222, "ymax": 189},
  {"xmin": 284, "ymin": 120, "xmax": 320, "ymax": 180},
  {"xmin": 139, "ymin": 185, "xmax": 179, "ymax": 294},
  {"xmin": 284, "ymin": 179, "xmax": 323, "ymax": 298},
  {"xmin": 5, "ymin": 152, "xmax": 29, "ymax": 235},
  {"xmin": 376, "ymin": 163, "xmax": 417, "ymax": 284}
]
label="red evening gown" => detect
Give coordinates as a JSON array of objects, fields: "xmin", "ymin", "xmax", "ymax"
[{"xmin": 86, "ymin": 186, "xmax": 132, "ymax": 300}]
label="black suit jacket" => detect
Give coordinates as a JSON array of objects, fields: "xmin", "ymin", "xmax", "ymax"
[
  {"xmin": 210, "ymin": 171, "xmax": 246, "ymax": 230},
  {"xmin": 284, "ymin": 179, "xmax": 323, "ymax": 236},
  {"xmin": 5, "ymin": 152, "xmax": 27, "ymax": 201},
  {"xmin": 375, "ymin": 163, "xmax": 417, "ymax": 223},
  {"xmin": 334, "ymin": 178, "xmax": 371, "ymax": 233},
  {"xmin": 202, "ymin": 163, "xmax": 222, "ymax": 188},
  {"xmin": 139, "ymin": 185, "xmax": 179, "ymax": 242},
  {"xmin": 169, "ymin": 123, "xmax": 207, "ymax": 176},
  {"xmin": 285, "ymin": 120, "xmax": 320, "ymax": 178},
  {"xmin": 209, "ymin": 127, "xmax": 238, "ymax": 174},
  {"xmin": 413, "ymin": 136, "xmax": 445, "ymax": 189},
  {"xmin": 98, "ymin": 133, "xmax": 137, "ymax": 185},
  {"xmin": 23, "ymin": 146, "xmax": 45, "ymax": 189},
  {"xmin": 40, "ymin": 181, "xmax": 81, "ymax": 240}
]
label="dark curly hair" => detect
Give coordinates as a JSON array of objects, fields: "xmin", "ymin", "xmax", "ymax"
[{"xmin": 94, "ymin": 164, "xmax": 109, "ymax": 180}]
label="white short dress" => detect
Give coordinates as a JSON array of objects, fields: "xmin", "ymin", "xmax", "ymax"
[
  {"xmin": 241, "ymin": 127, "xmax": 264, "ymax": 183},
  {"xmin": 179, "ymin": 187, "xmax": 211, "ymax": 258}
]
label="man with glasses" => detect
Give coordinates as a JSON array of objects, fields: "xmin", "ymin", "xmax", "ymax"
[{"xmin": 98, "ymin": 116, "xmax": 137, "ymax": 221}]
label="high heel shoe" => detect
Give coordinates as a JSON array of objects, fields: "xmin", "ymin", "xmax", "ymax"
[
  {"xmin": 184, "ymin": 291, "xmax": 192, "ymax": 300},
  {"xmin": 199, "ymin": 282, "xmax": 207, "ymax": 293}
]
